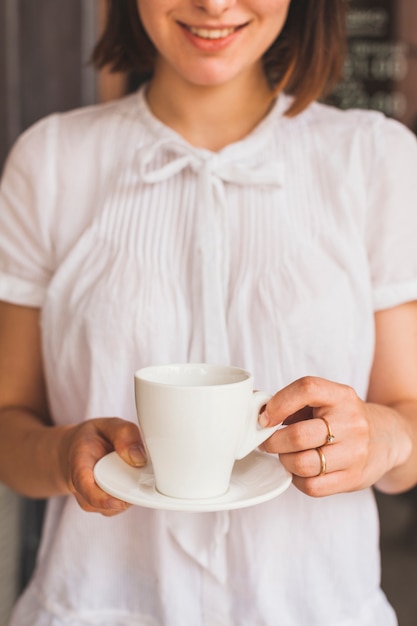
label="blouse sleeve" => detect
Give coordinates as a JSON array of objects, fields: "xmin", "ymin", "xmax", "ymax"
[
  {"xmin": 365, "ymin": 114, "xmax": 417, "ymax": 311},
  {"xmin": 0, "ymin": 116, "xmax": 57, "ymax": 307}
]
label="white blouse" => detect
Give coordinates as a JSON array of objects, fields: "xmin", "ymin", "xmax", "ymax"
[{"xmin": 1, "ymin": 86, "xmax": 417, "ymax": 626}]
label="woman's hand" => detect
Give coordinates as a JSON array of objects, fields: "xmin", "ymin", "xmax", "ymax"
[
  {"xmin": 58, "ymin": 417, "xmax": 146, "ymax": 516},
  {"xmin": 0, "ymin": 302, "xmax": 147, "ymax": 516},
  {"xmin": 260, "ymin": 376, "xmax": 413, "ymax": 497},
  {"xmin": 260, "ymin": 302, "xmax": 417, "ymax": 497}
]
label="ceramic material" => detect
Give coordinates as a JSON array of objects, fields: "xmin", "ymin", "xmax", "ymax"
[
  {"xmin": 134, "ymin": 363, "xmax": 284, "ymax": 499},
  {"xmin": 94, "ymin": 450, "xmax": 292, "ymax": 512}
]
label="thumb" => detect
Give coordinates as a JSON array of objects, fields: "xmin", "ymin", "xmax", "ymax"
[{"xmin": 98, "ymin": 417, "xmax": 147, "ymax": 467}]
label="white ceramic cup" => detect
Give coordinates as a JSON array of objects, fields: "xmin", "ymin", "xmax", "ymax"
[{"xmin": 134, "ymin": 363, "xmax": 282, "ymax": 499}]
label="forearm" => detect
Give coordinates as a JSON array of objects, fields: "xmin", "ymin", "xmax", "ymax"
[
  {"xmin": 0, "ymin": 408, "xmax": 73, "ymax": 498},
  {"xmin": 374, "ymin": 400, "xmax": 417, "ymax": 494}
]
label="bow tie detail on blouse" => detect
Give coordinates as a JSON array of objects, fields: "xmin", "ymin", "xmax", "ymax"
[{"xmin": 138, "ymin": 137, "xmax": 284, "ymax": 365}]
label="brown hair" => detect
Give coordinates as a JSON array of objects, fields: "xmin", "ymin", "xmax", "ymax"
[{"xmin": 92, "ymin": 0, "xmax": 348, "ymax": 116}]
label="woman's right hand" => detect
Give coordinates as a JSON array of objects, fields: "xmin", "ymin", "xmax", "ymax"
[
  {"xmin": 0, "ymin": 302, "xmax": 146, "ymax": 516},
  {"xmin": 58, "ymin": 417, "xmax": 146, "ymax": 516}
]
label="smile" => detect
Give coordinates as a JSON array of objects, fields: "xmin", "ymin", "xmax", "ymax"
[{"xmin": 183, "ymin": 24, "xmax": 245, "ymax": 40}]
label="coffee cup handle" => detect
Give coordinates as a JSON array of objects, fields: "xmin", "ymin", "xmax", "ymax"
[{"xmin": 235, "ymin": 391, "xmax": 284, "ymax": 460}]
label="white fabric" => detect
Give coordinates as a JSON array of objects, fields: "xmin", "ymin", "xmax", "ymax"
[
  {"xmin": 1, "ymin": 85, "xmax": 417, "ymax": 625},
  {"xmin": 137, "ymin": 136, "xmax": 284, "ymax": 363}
]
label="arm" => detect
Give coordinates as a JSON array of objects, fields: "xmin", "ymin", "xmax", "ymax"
[
  {"xmin": 260, "ymin": 301, "xmax": 417, "ymax": 496},
  {"xmin": 0, "ymin": 301, "xmax": 146, "ymax": 514},
  {"xmin": 367, "ymin": 301, "xmax": 417, "ymax": 493}
]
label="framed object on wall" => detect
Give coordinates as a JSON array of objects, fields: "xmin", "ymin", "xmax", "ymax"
[{"xmin": 328, "ymin": 0, "xmax": 417, "ymax": 131}]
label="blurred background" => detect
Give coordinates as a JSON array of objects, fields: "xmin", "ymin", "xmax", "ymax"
[{"xmin": 0, "ymin": 1, "xmax": 416, "ymax": 624}]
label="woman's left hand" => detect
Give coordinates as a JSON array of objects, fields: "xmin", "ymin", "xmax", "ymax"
[{"xmin": 260, "ymin": 375, "xmax": 412, "ymax": 497}]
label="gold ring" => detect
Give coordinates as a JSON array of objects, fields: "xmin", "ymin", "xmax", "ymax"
[
  {"xmin": 317, "ymin": 416, "xmax": 335, "ymax": 444},
  {"xmin": 316, "ymin": 446, "xmax": 327, "ymax": 476}
]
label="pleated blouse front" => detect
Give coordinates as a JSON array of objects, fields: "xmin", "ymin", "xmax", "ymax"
[{"xmin": 2, "ymin": 85, "xmax": 417, "ymax": 625}]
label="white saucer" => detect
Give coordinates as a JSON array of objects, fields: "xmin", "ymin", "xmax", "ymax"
[{"xmin": 94, "ymin": 450, "xmax": 292, "ymax": 512}]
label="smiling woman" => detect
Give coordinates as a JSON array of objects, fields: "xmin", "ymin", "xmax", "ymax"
[
  {"xmin": 93, "ymin": 0, "xmax": 347, "ymax": 115},
  {"xmin": 1, "ymin": 0, "xmax": 417, "ymax": 625}
]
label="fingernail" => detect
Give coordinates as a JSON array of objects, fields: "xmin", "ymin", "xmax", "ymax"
[
  {"xmin": 129, "ymin": 445, "xmax": 146, "ymax": 466},
  {"xmin": 107, "ymin": 498, "xmax": 128, "ymax": 511},
  {"xmin": 259, "ymin": 410, "xmax": 270, "ymax": 427}
]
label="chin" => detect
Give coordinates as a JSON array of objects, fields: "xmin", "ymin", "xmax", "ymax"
[
  {"xmin": 174, "ymin": 60, "xmax": 243, "ymax": 88},
  {"xmin": 184, "ymin": 71, "xmax": 242, "ymax": 89}
]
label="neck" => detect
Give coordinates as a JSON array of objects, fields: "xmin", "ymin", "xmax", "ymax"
[{"xmin": 146, "ymin": 63, "xmax": 275, "ymax": 151}]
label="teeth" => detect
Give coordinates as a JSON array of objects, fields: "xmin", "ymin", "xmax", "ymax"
[{"xmin": 188, "ymin": 26, "xmax": 236, "ymax": 40}]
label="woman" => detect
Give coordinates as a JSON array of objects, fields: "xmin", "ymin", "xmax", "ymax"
[{"xmin": 1, "ymin": 1, "xmax": 417, "ymax": 624}]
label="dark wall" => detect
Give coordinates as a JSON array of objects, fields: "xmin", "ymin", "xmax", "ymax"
[
  {"xmin": 19, "ymin": 0, "xmax": 83, "ymax": 129},
  {"xmin": 0, "ymin": 2, "xmax": 7, "ymax": 166},
  {"xmin": 0, "ymin": 0, "xmax": 96, "ymax": 171}
]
